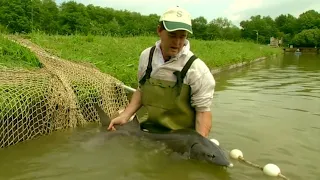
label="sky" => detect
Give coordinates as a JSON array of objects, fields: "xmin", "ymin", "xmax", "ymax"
[{"xmin": 55, "ymin": 0, "xmax": 320, "ymax": 26}]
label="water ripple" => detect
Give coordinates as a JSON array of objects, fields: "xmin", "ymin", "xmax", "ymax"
[{"xmin": 281, "ymin": 107, "xmax": 309, "ymax": 113}]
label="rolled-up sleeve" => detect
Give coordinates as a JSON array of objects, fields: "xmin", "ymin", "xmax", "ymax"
[{"xmin": 187, "ymin": 60, "xmax": 216, "ymax": 112}]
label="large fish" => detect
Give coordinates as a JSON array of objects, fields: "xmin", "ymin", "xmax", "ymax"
[{"xmin": 94, "ymin": 104, "xmax": 233, "ymax": 168}]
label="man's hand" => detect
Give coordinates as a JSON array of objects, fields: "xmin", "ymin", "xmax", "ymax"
[
  {"xmin": 108, "ymin": 89, "xmax": 143, "ymax": 131},
  {"xmin": 107, "ymin": 114, "xmax": 129, "ymax": 131}
]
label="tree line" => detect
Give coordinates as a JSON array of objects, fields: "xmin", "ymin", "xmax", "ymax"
[{"xmin": 0, "ymin": 0, "xmax": 319, "ymax": 47}]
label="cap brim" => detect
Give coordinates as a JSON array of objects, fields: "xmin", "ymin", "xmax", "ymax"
[{"xmin": 163, "ymin": 21, "xmax": 193, "ymax": 34}]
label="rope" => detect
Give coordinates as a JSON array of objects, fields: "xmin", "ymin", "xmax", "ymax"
[{"xmin": 238, "ymin": 156, "xmax": 289, "ymax": 180}]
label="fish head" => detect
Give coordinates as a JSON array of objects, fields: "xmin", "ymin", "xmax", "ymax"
[{"xmin": 189, "ymin": 141, "xmax": 233, "ymax": 168}]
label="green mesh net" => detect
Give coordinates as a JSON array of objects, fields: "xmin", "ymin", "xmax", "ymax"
[{"xmin": 0, "ymin": 36, "xmax": 129, "ymax": 148}]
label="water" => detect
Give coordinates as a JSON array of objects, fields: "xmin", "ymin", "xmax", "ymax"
[
  {"xmin": 0, "ymin": 53, "xmax": 319, "ymax": 180},
  {"xmin": 211, "ymin": 53, "xmax": 320, "ymax": 180}
]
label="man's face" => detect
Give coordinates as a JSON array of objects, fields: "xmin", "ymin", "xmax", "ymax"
[{"xmin": 157, "ymin": 26, "xmax": 188, "ymax": 60}]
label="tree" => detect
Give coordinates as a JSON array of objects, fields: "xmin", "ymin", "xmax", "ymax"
[
  {"xmin": 291, "ymin": 28, "xmax": 320, "ymax": 47},
  {"xmin": 192, "ymin": 16, "xmax": 208, "ymax": 39},
  {"xmin": 0, "ymin": 0, "xmax": 36, "ymax": 33},
  {"xmin": 0, "ymin": 0, "xmax": 319, "ymax": 45},
  {"xmin": 39, "ymin": 0, "xmax": 59, "ymax": 34},
  {"xmin": 274, "ymin": 14, "xmax": 298, "ymax": 45},
  {"xmin": 275, "ymin": 14, "xmax": 298, "ymax": 34},
  {"xmin": 211, "ymin": 17, "xmax": 240, "ymax": 41},
  {"xmin": 240, "ymin": 15, "xmax": 278, "ymax": 44},
  {"xmin": 58, "ymin": 1, "xmax": 91, "ymax": 35},
  {"xmin": 297, "ymin": 10, "xmax": 320, "ymax": 31}
]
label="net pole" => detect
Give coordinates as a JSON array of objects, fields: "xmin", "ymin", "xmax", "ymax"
[{"xmin": 121, "ymin": 84, "xmax": 136, "ymax": 92}]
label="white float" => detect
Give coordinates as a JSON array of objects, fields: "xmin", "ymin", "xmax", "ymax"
[
  {"xmin": 263, "ymin": 163, "xmax": 281, "ymax": 177},
  {"xmin": 230, "ymin": 149, "xmax": 243, "ymax": 159},
  {"xmin": 210, "ymin": 138, "xmax": 220, "ymax": 146},
  {"xmin": 208, "ymin": 138, "xmax": 289, "ymax": 180}
]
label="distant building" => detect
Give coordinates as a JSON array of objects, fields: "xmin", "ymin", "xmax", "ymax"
[{"xmin": 270, "ymin": 37, "xmax": 279, "ymax": 47}]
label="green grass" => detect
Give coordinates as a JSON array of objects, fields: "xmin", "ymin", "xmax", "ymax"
[
  {"xmin": 190, "ymin": 39, "xmax": 281, "ymax": 67},
  {"xmin": 0, "ymin": 34, "xmax": 42, "ymax": 70},
  {"xmin": 2, "ymin": 33, "xmax": 282, "ymax": 87}
]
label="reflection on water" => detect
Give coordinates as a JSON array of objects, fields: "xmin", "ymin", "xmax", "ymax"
[{"xmin": 0, "ymin": 53, "xmax": 319, "ymax": 180}]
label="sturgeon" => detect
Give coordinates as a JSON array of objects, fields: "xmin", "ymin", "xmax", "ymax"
[{"xmin": 94, "ymin": 104, "xmax": 233, "ymax": 168}]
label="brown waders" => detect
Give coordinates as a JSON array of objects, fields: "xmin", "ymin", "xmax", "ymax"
[{"xmin": 139, "ymin": 46, "xmax": 198, "ymax": 133}]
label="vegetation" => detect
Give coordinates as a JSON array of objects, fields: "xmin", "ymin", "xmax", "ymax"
[
  {"xmin": 24, "ymin": 33, "xmax": 281, "ymax": 87},
  {"xmin": 0, "ymin": 0, "xmax": 320, "ymax": 47},
  {"xmin": 0, "ymin": 34, "xmax": 41, "ymax": 69}
]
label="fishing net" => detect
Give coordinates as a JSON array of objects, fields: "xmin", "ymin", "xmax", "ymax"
[{"xmin": 0, "ymin": 37, "xmax": 129, "ymax": 148}]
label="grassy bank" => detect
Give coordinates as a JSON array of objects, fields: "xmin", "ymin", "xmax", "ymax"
[
  {"xmin": 0, "ymin": 34, "xmax": 41, "ymax": 70},
  {"xmin": 2, "ymin": 33, "xmax": 282, "ymax": 87}
]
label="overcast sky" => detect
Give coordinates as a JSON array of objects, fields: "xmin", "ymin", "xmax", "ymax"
[{"xmin": 55, "ymin": 0, "xmax": 320, "ymax": 26}]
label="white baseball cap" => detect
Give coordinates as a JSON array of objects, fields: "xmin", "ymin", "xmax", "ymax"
[{"xmin": 159, "ymin": 6, "xmax": 193, "ymax": 34}]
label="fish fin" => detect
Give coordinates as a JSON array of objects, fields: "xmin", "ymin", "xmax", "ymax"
[
  {"xmin": 94, "ymin": 104, "xmax": 111, "ymax": 127},
  {"xmin": 95, "ymin": 104, "xmax": 141, "ymax": 131}
]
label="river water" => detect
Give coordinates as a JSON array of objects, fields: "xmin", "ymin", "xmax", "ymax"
[{"xmin": 0, "ymin": 52, "xmax": 319, "ymax": 180}]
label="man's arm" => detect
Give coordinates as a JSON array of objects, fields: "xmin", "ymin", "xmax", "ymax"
[
  {"xmin": 120, "ymin": 89, "xmax": 142, "ymax": 120},
  {"xmin": 121, "ymin": 48, "xmax": 148, "ymax": 120},
  {"xmin": 195, "ymin": 111, "xmax": 212, "ymax": 137},
  {"xmin": 186, "ymin": 58, "xmax": 215, "ymax": 137}
]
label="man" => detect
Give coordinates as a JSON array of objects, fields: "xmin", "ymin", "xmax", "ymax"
[{"xmin": 108, "ymin": 6, "xmax": 215, "ymax": 138}]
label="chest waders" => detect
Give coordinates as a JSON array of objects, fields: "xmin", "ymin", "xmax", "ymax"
[{"xmin": 139, "ymin": 46, "xmax": 198, "ymax": 132}]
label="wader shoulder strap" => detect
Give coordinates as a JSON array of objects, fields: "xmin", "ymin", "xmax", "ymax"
[
  {"xmin": 139, "ymin": 46, "xmax": 156, "ymax": 85},
  {"xmin": 173, "ymin": 54, "xmax": 198, "ymax": 92},
  {"xmin": 180, "ymin": 55, "xmax": 198, "ymax": 80}
]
